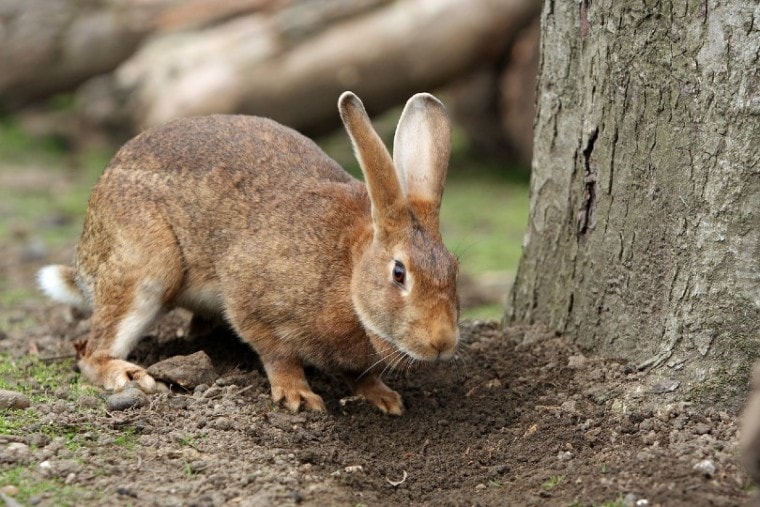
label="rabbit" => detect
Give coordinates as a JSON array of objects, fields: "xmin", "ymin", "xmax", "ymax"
[{"xmin": 37, "ymin": 91, "xmax": 460, "ymax": 415}]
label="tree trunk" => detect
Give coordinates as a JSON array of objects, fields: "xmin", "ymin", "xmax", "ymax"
[{"xmin": 507, "ymin": 0, "xmax": 760, "ymax": 408}]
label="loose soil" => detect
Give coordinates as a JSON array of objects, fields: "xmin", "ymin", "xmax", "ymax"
[
  {"xmin": 1, "ymin": 298, "xmax": 756, "ymax": 505},
  {"xmin": 0, "ymin": 176, "xmax": 755, "ymax": 507}
]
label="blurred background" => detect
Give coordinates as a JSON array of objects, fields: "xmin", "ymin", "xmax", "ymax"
[{"xmin": 0, "ymin": 0, "xmax": 541, "ymax": 320}]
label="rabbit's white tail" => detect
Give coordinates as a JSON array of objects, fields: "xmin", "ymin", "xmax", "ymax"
[{"xmin": 37, "ymin": 265, "xmax": 89, "ymax": 310}]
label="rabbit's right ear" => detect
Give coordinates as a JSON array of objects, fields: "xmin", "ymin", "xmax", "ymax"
[
  {"xmin": 339, "ymin": 92, "xmax": 408, "ymax": 239},
  {"xmin": 392, "ymin": 93, "xmax": 451, "ymax": 230}
]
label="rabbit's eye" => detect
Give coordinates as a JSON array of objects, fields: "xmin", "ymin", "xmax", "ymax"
[{"xmin": 392, "ymin": 261, "xmax": 406, "ymax": 286}]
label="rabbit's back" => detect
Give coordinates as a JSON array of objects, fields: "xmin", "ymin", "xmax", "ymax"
[
  {"xmin": 107, "ymin": 115, "xmax": 352, "ymax": 184},
  {"xmin": 78, "ymin": 115, "xmax": 368, "ymax": 322}
]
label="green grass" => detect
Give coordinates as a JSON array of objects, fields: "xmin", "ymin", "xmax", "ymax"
[
  {"xmin": 0, "ymin": 354, "xmax": 93, "ymax": 403},
  {"xmin": 542, "ymin": 474, "xmax": 565, "ymax": 491},
  {"xmin": 113, "ymin": 428, "xmax": 138, "ymax": 450},
  {"xmin": 0, "ymin": 118, "xmax": 106, "ymax": 246},
  {"xmin": 0, "ymin": 466, "xmax": 86, "ymax": 506}
]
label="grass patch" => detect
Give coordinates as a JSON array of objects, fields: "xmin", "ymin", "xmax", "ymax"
[
  {"xmin": 0, "ymin": 117, "xmax": 107, "ymax": 246},
  {"xmin": 0, "ymin": 354, "xmax": 98, "ymax": 406},
  {"xmin": 462, "ymin": 304, "xmax": 505, "ymax": 321},
  {"xmin": 542, "ymin": 474, "xmax": 565, "ymax": 491},
  {"xmin": 114, "ymin": 428, "xmax": 139, "ymax": 450},
  {"xmin": 0, "ymin": 466, "xmax": 86, "ymax": 506}
]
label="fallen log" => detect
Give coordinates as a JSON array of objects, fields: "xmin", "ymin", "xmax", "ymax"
[
  {"xmin": 0, "ymin": 0, "xmax": 287, "ymax": 109},
  {"xmin": 78, "ymin": 0, "xmax": 540, "ymax": 135}
]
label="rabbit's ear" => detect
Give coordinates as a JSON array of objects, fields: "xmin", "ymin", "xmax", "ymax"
[
  {"xmin": 339, "ymin": 92, "xmax": 408, "ymax": 239},
  {"xmin": 393, "ymin": 93, "xmax": 451, "ymax": 229}
]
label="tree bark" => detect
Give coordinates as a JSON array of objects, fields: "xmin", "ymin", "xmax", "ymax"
[
  {"xmin": 77, "ymin": 0, "xmax": 540, "ymax": 135},
  {"xmin": 507, "ymin": 0, "xmax": 760, "ymax": 408}
]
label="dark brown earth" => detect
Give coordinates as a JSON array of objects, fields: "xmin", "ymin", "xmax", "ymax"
[{"xmin": 1, "ymin": 288, "xmax": 755, "ymax": 506}]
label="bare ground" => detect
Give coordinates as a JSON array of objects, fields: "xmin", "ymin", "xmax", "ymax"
[{"xmin": 0, "ymin": 285, "xmax": 755, "ymax": 505}]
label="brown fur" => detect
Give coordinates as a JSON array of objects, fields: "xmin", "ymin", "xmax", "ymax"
[{"xmin": 39, "ymin": 92, "xmax": 459, "ymax": 414}]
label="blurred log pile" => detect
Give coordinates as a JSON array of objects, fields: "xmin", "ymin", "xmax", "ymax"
[{"xmin": 1, "ymin": 0, "xmax": 540, "ymax": 166}]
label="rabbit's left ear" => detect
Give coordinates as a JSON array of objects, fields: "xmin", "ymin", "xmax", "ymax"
[{"xmin": 392, "ymin": 93, "xmax": 451, "ymax": 228}]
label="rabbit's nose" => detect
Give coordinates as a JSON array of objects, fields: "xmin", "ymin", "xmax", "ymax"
[{"xmin": 431, "ymin": 326, "xmax": 459, "ymax": 360}]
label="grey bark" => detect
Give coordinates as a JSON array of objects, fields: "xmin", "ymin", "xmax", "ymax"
[
  {"xmin": 77, "ymin": 0, "xmax": 539, "ymax": 135},
  {"xmin": 507, "ymin": 0, "xmax": 760, "ymax": 407}
]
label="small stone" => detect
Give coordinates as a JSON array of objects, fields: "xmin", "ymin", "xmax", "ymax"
[
  {"xmin": 567, "ymin": 354, "xmax": 588, "ymax": 369},
  {"xmin": 78, "ymin": 395, "xmax": 101, "ymax": 409},
  {"xmin": 212, "ymin": 418, "xmax": 233, "ymax": 431},
  {"xmin": 189, "ymin": 461, "xmax": 208, "ymax": 473},
  {"xmin": 694, "ymin": 423, "xmax": 711, "ymax": 435},
  {"xmin": 28, "ymin": 433, "xmax": 51, "ymax": 448},
  {"xmin": 475, "ymin": 483, "xmax": 486, "ymax": 490},
  {"xmin": 0, "ymin": 390, "xmax": 30, "ymax": 410},
  {"xmin": 560, "ymin": 400, "xmax": 578, "ymax": 414},
  {"xmin": 116, "ymin": 487, "xmax": 138, "ymax": 498},
  {"xmin": 651, "ymin": 378, "xmax": 680, "ymax": 394},
  {"xmin": 693, "ymin": 459, "xmax": 716, "ymax": 478},
  {"xmin": 623, "ymin": 493, "xmax": 638, "ymax": 507},
  {"xmin": 672, "ymin": 415, "xmax": 688, "ymax": 430},
  {"xmin": 147, "ymin": 351, "xmax": 218, "ymax": 391},
  {"xmin": 106, "ymin": 388, "xmax": 148, "ymax": 411},
  {"xmin": 0, "ymin": 485, "xmax": 18, "ymax": 497},
  {"xmin": 557, "ymin": 451, "xmax": 573, "ymax": 461},
  {"xmin": 202, "ymin": 386, "xmax": 223, "ymax": 399},
  {"xmin": 4, "ymin": 442, "xmax": 30, "ymax": 462}
]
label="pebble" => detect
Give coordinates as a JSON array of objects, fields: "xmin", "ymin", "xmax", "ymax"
[
  {"xmin": 694, "ymin": 423, "xmax": 711, "ymax": 435},
  {"xmin": 3, "ymin": 442, "xmax": 30, "ymax": 463},
  {"xmin": 106, "ymin": 388, "xmax": 148, "ymax": 411},
  {"xmin": 0, "ymin": 485, "xmax": 19, "ymax": 496},
  {"xmin": 78, "ymin": 395, "xmax": 101, "ymax": 409},
  {"xmin": 212, "ymin": 418, "xmax": 233, "ymax": 431},
  {"xmin": 147, "ymin": 351, "xmax": 218, "ymax": 390},
  {"xmin": 567, "ymin": 354, "xmax": 587, "ymax": 369},
  {"xmin": 651, "ymin": 378, "xmax": 680, "ymax": 394},
  {"xmin": 202, "ymin": 386, "xmax": 223, "ymax": 399},
  {"xmin": 557, "ymin": 451, "xmax": 573, "ymax": 461},
  {"xmin": 693, "ymin": 459, "xmax": 716, "ymax": 478},
  {"xmin": 0, "ymin": 390, "xmax": 30, "ymax": 410}
]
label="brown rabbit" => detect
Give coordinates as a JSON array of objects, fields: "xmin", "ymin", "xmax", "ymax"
[{"xmin": 38, "ymin": 92, "xmax": 459, "ymax": 415}]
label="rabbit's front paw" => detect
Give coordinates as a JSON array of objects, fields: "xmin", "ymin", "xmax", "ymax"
[
  {"xmin": 80, "ymin": 357, "xmax": 166, "ymax": 394},
  {"xmin": 271, "ymin": 384, "xmax": 326, "ymax": 412},
  {"xmin": 351, "ymin": 374, "xmax": 404, "ymax": 416}
]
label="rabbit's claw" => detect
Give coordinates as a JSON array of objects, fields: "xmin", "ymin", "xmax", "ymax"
[{"xmin": 350, "ymin": 374, "xmax": 404, "ymax": 416}]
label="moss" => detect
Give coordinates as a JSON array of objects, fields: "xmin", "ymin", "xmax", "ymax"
[{"xmin": 687, "ymin": 332, "xmax": 760, "ymax": 411}]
